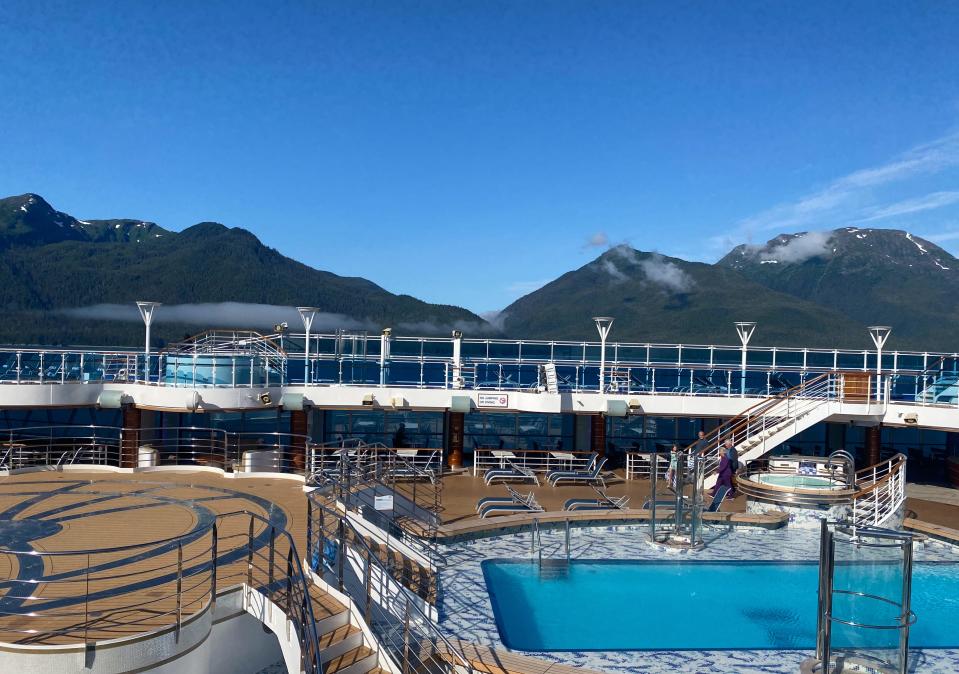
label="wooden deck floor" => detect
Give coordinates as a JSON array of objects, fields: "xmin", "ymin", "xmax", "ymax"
[{"xmin": 0, "ymin": 470, "xmax": 320, "ymax": 645}]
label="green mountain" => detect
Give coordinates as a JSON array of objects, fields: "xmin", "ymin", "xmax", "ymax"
[
  {"xmin": 499, "ymin": 245, "xmax": 869, "ymax": 348},
  {"xmin": 0, "ymin": 194, "xmax": 486, "ymax": 346},
  {"xmin": 718, "ymin": 228, "xmax": 959, "ymax": 350}
]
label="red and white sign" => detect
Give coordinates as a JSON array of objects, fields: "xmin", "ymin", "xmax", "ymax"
[{"xmin": 477, "ymin": 393, "xmax": 509, "ymax": 408}]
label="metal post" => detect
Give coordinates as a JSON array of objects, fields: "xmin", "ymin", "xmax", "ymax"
[
  {"xmin": 136, "ymin": 301, "xmax": 161, "ymax": 383},
  {"xmin": 84, "ymin": 552, "xmax": 91, "ymax": 644},
  {"xmin": 869, "ymin": 326, "xmax": 892, "ymax": 403},
  {"xmin": 364, "ymin": 547, "xmax": 372, "ymax": 623},
  {"xmin": 298, "ymin": 307, "xmax": 319, "ymax": 385},
  {"xmin": 402, "ymin": 597, "xmax": 411, "ymax": 674},
  {"xmin": 593, "ymin": 317, "xmax": 614, "ymax": 393},
  {"xmin": 268, "ymin": 526, "xmax": 276, "ymax": 588},
  {"xmin": 175, "ymin": 541, "xmax": 183, "ymax": 641},
  {"xmin": 247, "ymin": 516, "xmax": 255, "ymax": 588},
  {"xmin": 899, "ymin": 536, "xmax": 914, "ymax": 674},
  {"xmin": 735, "ymin": 322, "xmax": 757, "ymax": 397},
  {"xmin": 650, "ymin": 448, "xmax": 658, "ymax": 542},
  {"xmin": 211, "ymin": 523, "xmax": 218, "ymax": 609},
  {"xmin": 336, "ymin": 518, "xmax": 346, "ymax": 591},
  {"xmin": 380, "ymin": 328, "xmax": 391, "ymax": 387},
  {"xmin": 451, "ymin": 330, "xmax": 463, "ymax": 389},
  {"xmin": 565, "ymin": 518, "xmax": 571, "ymax": 562}
]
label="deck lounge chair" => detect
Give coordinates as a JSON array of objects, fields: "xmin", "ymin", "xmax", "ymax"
[
  {"xmin": 546, "ymin": 454, "xmax": 607, "ymax": 487},
  {"xmin": 477, "ymin": 486, "xmax": 544, "ymax": 518},
  {"xmin": 484, "ymin": 461, "xmax": 540, "ymax": 486},
  {"xmin": 706, "ymin": 485, "xmax": 731, "ymax": 512},
  {"xmin": 564, "ymin": 486, "xmax": 629, "ymax": 511}
]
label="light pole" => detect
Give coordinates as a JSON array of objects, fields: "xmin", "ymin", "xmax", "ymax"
[
  {"xmin": 868, "ymin": 326, "xmax": 892, "ymax": 402},
  {"xmin": 734, "ymin": 322, "xmax": 757, "ymax": 397},
  {"xmin": 136, "ymin": 301, "xmax": 161, "ymax": 383},
  {"xmin": 297, "ymin": 307, "xmax": 319, "ymax": 386},
  {"xmin": 593, "ymin": 317, "xmax": 614, "ymax": 393}
]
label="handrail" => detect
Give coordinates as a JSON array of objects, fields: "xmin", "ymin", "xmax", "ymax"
[
  {"xmin": 307, "ymin": 494, "xmax": 469, "ymax": 673},
  {"xmin": 0, "ymin": 508, "xmax": 322, "ymax": 669},
  {"xmin": 851, "ymin": 454, "xmax": 908, "ymax": 533}
]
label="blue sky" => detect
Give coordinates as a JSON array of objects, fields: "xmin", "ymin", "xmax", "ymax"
[{"xmin": 2, "ymin": 1, "xmax": 959, "ymax": 316}]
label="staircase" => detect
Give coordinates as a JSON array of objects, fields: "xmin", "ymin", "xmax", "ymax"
[{"xmin": 695, "ymin": 373, "xmax": 883, "ymax": 487}]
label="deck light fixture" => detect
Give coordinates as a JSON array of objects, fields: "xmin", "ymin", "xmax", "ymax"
[
  {"xmin": 135, "ymin": 301, "xmax": 161, "ymax": 383},
  {"xmin": 734, "ymin": 321, "xmax": 757, "ymax": 397},
  {"xmin": 297, "ymin": 307, "xmax": 320, "ymax": 386},
  {"xmin": 868, "ymin": 326, "xmax": 892, "ymax": 401},
  {"xmin": 593, "ymin": 317, "xmax": 614, "ymax": 393},
  {"xmin": 380, "ymin": 328, "xmax": 392, "ymax": 387}
]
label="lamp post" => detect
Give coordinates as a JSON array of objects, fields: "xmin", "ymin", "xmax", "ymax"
[
  {"xmin": 593, "ymin": 317, "xmax": 614, "ymax": 393},
  {"xmin": 734, "ymin": 322, "xmax": 757, "ymax": 397},
  {"xmin": 136, "ymin": 301, "xmax": 161, "ymax": 383},
  {"xmin": 297, "ymin": 307, "xmax": 319, "ymax": 386},
  {"xmin": 868, "ymin": 326, "xmax": 892, "ymax": 402}
]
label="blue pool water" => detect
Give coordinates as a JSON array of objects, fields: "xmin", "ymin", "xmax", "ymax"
[{"xmin": 482, "ymin": 560, "xmax": 959, "ymax": 651}]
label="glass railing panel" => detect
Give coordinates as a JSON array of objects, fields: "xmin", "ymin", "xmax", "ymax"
[
  {"xmin": 311, "ymin": 336, "xmax": 336, "ymax": 357},
  {"xmin": 421, "ymin": 340, "xmax": 453, "ymax": 358},
  {"xmin": 519, "ymin": 342, "xmax": 551, "ymax": 360},
  {"xmin": 389, "ymin": 362, "xmax": 424, "ymax": 387},
  {"xmin": 681, "ymin": 347, "xmax": 711, "ymax": 366},
  {"xmin": 774, "ymin": 349, "xmax": 805, "ymax": 369},
  {"xmin": 63, "ymin": 353, "xmax": 83, "ymax": 382},
  {"xmin": 805, "ymin": 350, "xmax": 834, "ymax": 370},
  {"xmin": 895, "ymin": 353, "xmax": 925, "ymax": 372},
  {"xmin": 551, "ymin": 343, "xmax": 583, "ymax": 362},
  {"xmin": 837, "ymin": 351, "xmax": 868, "ymax": 370},
  {"xmin": 390, "ymin": 339, "xmax": 423, "ymax": 358},
  {"xmin": 461, "ymin": 341, "xmax": 488, "ymax": 359},
  {"xmin": 711, "ymin": 346, "xmax": 742, "ymax": 366},
  {"xmin": 18, "ymin": 352, "xmax": 42, "ymax": 382},
  {"xmin": 616, "ymin": 345, "xmax": 647, "ymax": 364},
  {"xmin": 648, "ymin": 345, "xmax": 680, "ymax": 365},
  {"xmin": 746, "ymin": 348, "xmax": 775, "ymax": 367},
  {"xmin": 487, "ymin": 341, "xmax": 520, "ymax": 360},
  {"xmin": 421, "ymin": 362, "xmax": 447, "ymax": 387}
]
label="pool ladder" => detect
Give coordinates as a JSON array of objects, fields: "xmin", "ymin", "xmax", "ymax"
[{"xmin": 531, "ymin": 518, "xmax": 572, "ymax": 574}]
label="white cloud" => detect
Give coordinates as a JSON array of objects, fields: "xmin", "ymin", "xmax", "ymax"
[
  {"xmin": 600, "ymin": 259, "xmax": 629, "ymax": 282},
  {"xmin": 639, "ymin": 254, "xmax": 694, "ymax": 292},
  {"xmin": 60, "ymin": 302, "xmax": 376, "ymax": 331},
  {"xmin": 736, "ymin": 130, "xmax": 959, "ymax": 235},
  {"xmin": 57, "ymin": 302, "xmax": 490, "ymax": 336},
  {"xmin": 856, "ymin": 190, "xmax": 959, "ymax": 222},
  {"xmin": 760, "ymin": 231, "xmax": 833, "ymax": 263},
  {"xmin": 920, "ymin": 228, "xmax": 959, "ymax": 243},
  {"xmin": 583, "ymin": 231, "xmax": 609, "ymax": 248}
]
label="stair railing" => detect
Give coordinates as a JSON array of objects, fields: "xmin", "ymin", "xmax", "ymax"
[
  {"xmin": 851, "ymin": 454, "xmax": 908, "ymax": 534},
  {"xmin": 307, "ymin": 496, "xmax": 471, "ymax": 674}
]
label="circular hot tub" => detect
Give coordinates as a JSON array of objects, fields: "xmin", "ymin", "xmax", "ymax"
[
  {"xmin": 740, "ymin": 466, "xmax": 855, "ymax": 528},
  {"xmin": 753, "ymin": 473, "xmax": 846, "ymax": 490}
]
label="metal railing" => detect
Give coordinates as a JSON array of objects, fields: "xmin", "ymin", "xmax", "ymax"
[
  {"xmin": 307, "ymin": 496, "xmax": 471, "ymax": 674},
  {"xmin": 2, "ymin": 333, "xmax": 959, "ymax": 407},
  {"xmin": 813, "ymin": 521, "xmax": 916, "ymax": 674},
  {"xmin": 688, "ymin": 373, "xmax": 843, "ymax": 477},
  {"xmin": 0, "ymin": 425, "xmax": 312, "ymax": 475},
  {"xmin": 0, "ymin": 509, "xmax": 324, "ymax": 670},
  {"xmin": 851, "ymin": 454, "xmax": 908, "ymax": 534},
  {"xmin": 624, "ymin": 451, "xmax": 670, "ymax": 480},
  {"xmin": 472, "ymin": 448, "xmax": 594, "ymax": 477}
]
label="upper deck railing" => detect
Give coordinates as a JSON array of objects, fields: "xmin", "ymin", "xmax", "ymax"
[{"xmin": 0, "ymin": 331, "xmax": 957, "ymax": 405}]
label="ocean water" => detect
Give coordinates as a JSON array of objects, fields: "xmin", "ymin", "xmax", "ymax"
[{"xmin": 482, "ymin": 559, "xmax": 959, "ymax": 652}]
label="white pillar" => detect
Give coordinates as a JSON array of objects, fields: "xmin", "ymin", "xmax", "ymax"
[
  {"xmin": 379, "ymin": 328, "xmax": 391, "ymax": 387},
  {"xmin": 297, "ymin": 307, "xmax": 319, "ymax": 386},
  {"xmin": 868, "ymin": 326, "xmax": 892, "ymax": 402},
  {"xmin": 136, "ymin": 301, "xmax": 161, "ymax": 383},
  {"xmin": 451, "ymin": 330, "xmax": 463, "ymax": 389},
  {"xmin": 734, "ymin": 322, "xmax": 757, "ymax": 398},
  {"xmin": 593, "ymin": 317, "xmax": 614, "ymax": 393}
]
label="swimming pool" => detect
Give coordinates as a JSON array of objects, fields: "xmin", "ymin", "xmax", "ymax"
[
  {"xmin": 482, "ymin": 559, "xmax": 959, "ymax": 651},
  {"xmin": 753, "ymin": 474, "xmax": 844, "ymax": 489}
]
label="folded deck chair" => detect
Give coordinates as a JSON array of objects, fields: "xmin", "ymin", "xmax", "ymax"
[
  {"xmin": 706, "ymin": 485, "xmax": 732, "ymax": 512},
  {"xmin": 477, "ymin": 486, "xmax": 544, "ymax": 518},
  {"xmin": 564, "ymin": 485, "xmax": 629, "ymax": 511},
  {"xmin": 546, "ymin": 454, "xmax": 607, "ymax": 487},
  {"xmin": 484, "ymin": 461, "xmax": 540, "ymax": 486}
]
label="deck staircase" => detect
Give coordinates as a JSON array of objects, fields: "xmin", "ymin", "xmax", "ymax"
[{"xmin": 695, "ymin": 373, "xmax": 883, "ymax": 488}]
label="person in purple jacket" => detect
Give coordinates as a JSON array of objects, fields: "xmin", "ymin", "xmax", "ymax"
[{"xmin": 713, "ymin": 438, "xmax": 737, "ymax": 496}]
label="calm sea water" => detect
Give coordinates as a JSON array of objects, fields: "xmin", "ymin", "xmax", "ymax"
[{"xmin": 482, "ymin": 559, "xmax": 959, "ymax": 651}]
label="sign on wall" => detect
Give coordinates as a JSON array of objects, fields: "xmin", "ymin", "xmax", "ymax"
[
  {"xmin": 477, "ymin": 393, "xmax": 509, "ymax": 408},
  {"xmin": 374, "ymin": 495, "xmax": 394, "ymax": 511}
]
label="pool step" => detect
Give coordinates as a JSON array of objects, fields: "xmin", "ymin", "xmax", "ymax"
[{"xmin": 538, "ymin": 558, "xmax": 569, "ymax": 579}]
